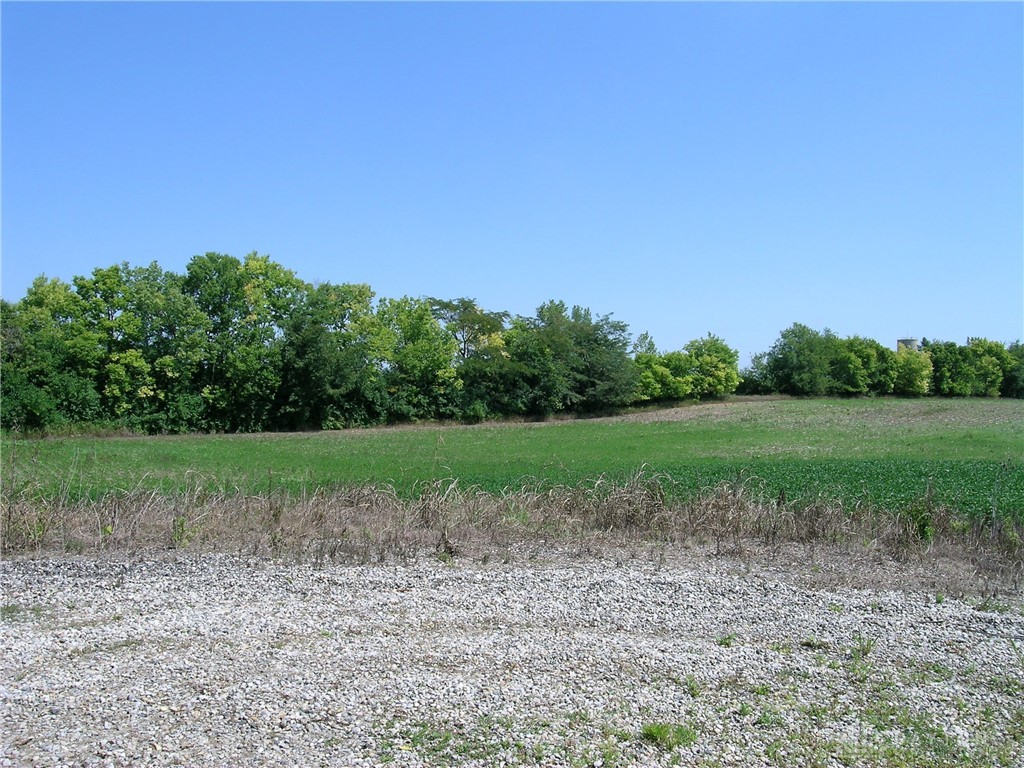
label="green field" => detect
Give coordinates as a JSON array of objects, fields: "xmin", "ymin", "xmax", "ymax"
[{"xmin": 4, "ymin": 398, "xmax": 1023, "ymax": 517}]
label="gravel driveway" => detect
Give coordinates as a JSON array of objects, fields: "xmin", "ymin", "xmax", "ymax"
[{"xmin": 3, "ymin": 546, "xmax": 1022, "ymax": 767}]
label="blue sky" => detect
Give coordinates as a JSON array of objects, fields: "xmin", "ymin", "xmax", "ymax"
[{"xmin": 3, "ymin": 2, "xmax": 1022, "ymax": 364}]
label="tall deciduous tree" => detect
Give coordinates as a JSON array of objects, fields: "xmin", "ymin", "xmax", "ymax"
[
  {"xmin": 1, "ymin": 278, "xmax": 103, "ymax": 430},
  {"xmin": 966, "ymin": 338, "xmax": 1014, "ymax": 397},
  {"xmin": 564, "ymin": 305, "xmax": 638, "ymax": 412},
  {"xmin": 683, "ymin": 334, "xmax": 741, "ymax": 398},
  {"xmin": 376, "ymin": 296, "xmax": 461, "ymax": 422},
  {"xmin": 1002, "ymin": 342, "xmax": 1024, "ymax": 399},
  {"xmin": 183, "ymin": 252, "xmax": 305, "ymax": 431},
  {"xmin": 764, "ymin": 323, "xmax": 836, "ymax": 396},
  {"xmin": 893, "ymin": 346, "xmax": 933, "ymax": 397},
  {"xmin": 923, "ymin": 340, "xmax": 973, "ymax": 397},
  {"xmin": 843, "ymin": 336, "xmax": 897, "ymax": 396},
  {"xmin": 632, "ymin": 334, "xmax": 740, "ymax": 402},
  {"xmin": 428, "ymin": 298, "xmax": 509, "ymax": 361},
  {"xmin": 737, "ymin": 352, "xmax": 773, "ymax": 395},
  {"xmin": 72, "ymin": 262, "xmax": 210, "ymax": 431},
  {"xmin": 492, "ymin": 301, "xmax": 638, "ymax": 416},
  {"xmin": 922, "ymin": 338, "xmax": 1011, "ymax": 398},
  {"xmin": 274, "ymin": 282, "xmax": 387, "ymax": 429},
  {"xmin": 763, "ymin": 325, "xmax": 902, "ymax": 397}
]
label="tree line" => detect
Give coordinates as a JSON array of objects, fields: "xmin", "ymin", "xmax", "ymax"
[
  {"xmin": 2, "ymin": 253, "xmax": 1021, "ymax": 434},
  {"xmin": 1, "ymin": 252, "xmax": 734, "ymax": 433},
  {"xmin": 737, "ymin": 322, "xmax": 1024, "ymax": 400}
]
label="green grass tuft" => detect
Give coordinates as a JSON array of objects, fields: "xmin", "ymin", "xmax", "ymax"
[{"xmin": 639, "ymin": 722, "xmax": 698, "ymax": 750}]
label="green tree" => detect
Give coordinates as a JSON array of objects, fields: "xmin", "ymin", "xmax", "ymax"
[
  {"xmin": 73, "ymin": 264, "xmax": 157, "ymax": 422},
  {"xmin": 965, "ymin": 338, "xmax": 1013, "ymax": 397},
  {"xmin": 682, "ymin": 334, "xmax": 741, "ymax": 398},
  {"xmin": 762, "ymin": 325, "xmax": 899, "ymax": 397},
  {"xmin": 461, "ymin": 302, "xmax": 637, "ymax": 418},
  {"xmin": 634, "ymin": 351, "xmax": 693, "ymax": 402},
  {"xmin": 376, "ymin": 296, "xmax": 461, "ymax": 422},
  {"xmin": 893, "ymin": 346, "xmax": 932, "ymax": 397},
  {"xmin": 183, "ymin": 252, "xmax": 305, "ymax": 431},
  {"xmin": 0, "ymin": 278, "xmax": 103, "ymax": 430},
  {"xmin": 736, "ymin": 352, "xmax": 773, "ymax": 395},
  {"xmin": 844, "ymin": 336, "xmax": 897, "ymax": 395},
  {"xmin": 428, "ymin": 297, "xmax": 509, "ymax": 361},
  {"xmin": 72, "ymin": 262, "xmax": 210, "ymax": 431},
  {"xmin": 631, "ymin": 331, "xmax": 658, "ymax": 357},
  {"xmin": 633, "ymin": 335, "xmax": 739, "ymax": 403},
  {"xmin": 922, "ymin": 338, "xmax": 1011, "ymax": 398},
  {"xmin": 521, "ymin": 302, "xmax": 638, "ymax": 414},
  {"xmin": 1002, "ymin": 341, "xmax": 1024, "ymax": 398},
  {"xmin": 828, "ymin": 347, "xmax": 869, "ymax": 395},
  {"xmin": 457, "ymin": 340, "xmax": 534, "ymax": 419},
  {"xmin": 764, "ymin": 323, "xmax": 837, "ymax": 396},
  {"xmin": 565, "ymin": 305, "xmax": 638, "ymax": 412},
  {"xmin": 1, "ymin": 300, "xmax": 58, "ymax": 431},
  {"xmin": 274, "ymin": 282, "xmax": 387, "ymax": 429},
  {"xmin": 923, "ymin": 340, "xmax": 973, "ymax": 396},
  {"xmin": 498, "ymin": 314, "xmax": 574, "ymax": 416},
  {"xmin": 127, "ymin": 264, "xmax": 209, "ymax": 432}
]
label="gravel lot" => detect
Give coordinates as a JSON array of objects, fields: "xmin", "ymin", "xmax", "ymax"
[{"xmin": 3, "ymin": 545, "xmax": 1023, "ymax": 767}]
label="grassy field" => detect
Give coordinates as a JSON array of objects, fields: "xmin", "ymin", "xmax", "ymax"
[{"xmin": 4, "ymin": 397, "xmax": 1023, "ymax": 518}]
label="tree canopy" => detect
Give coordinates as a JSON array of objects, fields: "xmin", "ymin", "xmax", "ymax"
[{"xmin": 2, "ymin": 255, "xmax": 1019, "ymax": 434}]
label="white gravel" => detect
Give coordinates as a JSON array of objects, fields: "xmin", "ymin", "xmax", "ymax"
[{"xmin": 3, "ymin": 546, "xmax": 1023, "ymax": 767}]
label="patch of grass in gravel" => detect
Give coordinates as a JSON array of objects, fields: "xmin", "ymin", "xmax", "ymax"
[
  {"xmin": 908, "ymin": 660, "xmax": 958, "ymax": 684},
  {"xmin": 716, "ymin": 632, "xmax": 738, "ymax": 647},
  {"xmin": 381, "ymin": 714, "xmax": 602, "ymax": 766},
  {"xmin": 755, "ymin": 709, "xmax": 786, "ymax": 728},
  {"xmin": 0, "ymin": 603, "xmax": 44, "ymax": 622},
  {"xmin": 853, "ymin": 699, "xmax": 977, "ymax": 767},
  {"xmin": 799, "ymin": 635, "xmax": 829, "ymax": 651},
  {"xmin": 681, "ymin": 674, "xmax": 702, "ymax": 698},
  {"xmin": 850, "ymin": 632, "xmax": 877, "ymax": 661},
  {"xmin": 577, "ymin": 735, "xmax": 626, "ymax": 768},
  {"xmin": 986, "ymin": 674, "xmax": 1024, "ymax": 697},
  {"xmin": 378, "ymin": 711, "xmax": 702, "ymax": 766},
  {"xmin": 976, "ymin": 597, "xmax": 1013, "ymax": 614},
  {"xmin": 709, "ymin": 637, "xmax": 1024, "ymax": 768},
  {"xmin": 757, "ymin": 689, "xmax": 1021, "ymax": 768},
  {"xmin": 639, "ymin": 721, "xmax": 698, "ymax": 750}
]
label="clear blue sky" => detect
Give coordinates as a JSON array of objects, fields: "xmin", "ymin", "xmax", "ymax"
[{"xmin": 3, "ymin": 2, "xmax": 1022, "ymax": 364}]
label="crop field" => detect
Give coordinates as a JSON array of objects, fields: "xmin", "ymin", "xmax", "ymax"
[{"xmin": 4, "ymin": 397, "xmax": 1023, "ymax": 518}]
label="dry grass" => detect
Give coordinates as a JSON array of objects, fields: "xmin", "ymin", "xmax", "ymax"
[{"xmin": 3, "ymin": 470, "xmax": 1021, "ymax": 595}]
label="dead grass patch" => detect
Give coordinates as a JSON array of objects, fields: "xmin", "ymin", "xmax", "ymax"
[{"xmin": 3, "ymin": 470, "xmax": 1021, "ymax": 595}]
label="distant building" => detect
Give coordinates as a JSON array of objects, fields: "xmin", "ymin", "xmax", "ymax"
[{"xmin": 897, "ymin": 338, "xmax": 920, "ymax": 351}]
